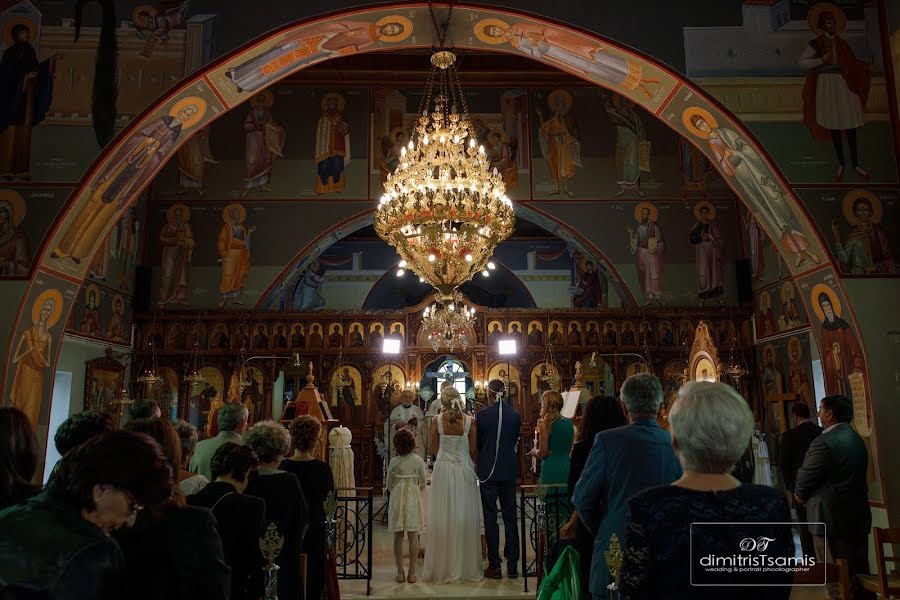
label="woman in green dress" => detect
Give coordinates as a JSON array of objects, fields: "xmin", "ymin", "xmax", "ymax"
[{"xmin": 531, "ymin": 390, "xmax": 576, "ymax": 535}]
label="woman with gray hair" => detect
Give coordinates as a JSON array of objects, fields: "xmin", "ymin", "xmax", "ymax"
[
  {"xmin": 422, "ymin": 386, "xmax": 484, "ymax": 583},
  {"xmin": 244, "ymin": 420, "xmax": 309, "ymax": 600},
  {"xmin": 617, "ymin": 381, "xmax": 793, "ymax": 598}
]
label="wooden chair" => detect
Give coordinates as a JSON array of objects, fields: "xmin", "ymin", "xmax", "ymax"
[
  {"xmin": 858, "ymin": 527, "xmax": 900, "ymax": 598},
  {"xmin": 793, "ymin": 557, "xmax": 851, "ymax": 600}
]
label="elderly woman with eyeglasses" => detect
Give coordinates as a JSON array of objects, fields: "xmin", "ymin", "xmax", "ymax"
[
  {"xmin": 616, "ymin": 382, "xmax": 793, "ymax": 599},
  {"xmin": 0, "ymin": 431, "xmax": 173, "ymax": 600}
]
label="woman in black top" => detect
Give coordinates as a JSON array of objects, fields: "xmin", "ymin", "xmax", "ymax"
[
  {"xmin": 618, "ymin": 382, "xmax": 792, "ymax": 600},
  {"xmin": 0, "ymin": 431, "xmax": 172, "ymax": 600},
  {"xmin": 188, "ymin": 443, "xmax": 266, "ymax": 600},
  {"xmin": 0, "ymin": 407, "xmax": 40, "ymax": 510},
  {"xmin": 566, "ymin": 396, "xmax": 626, "ymax": 599},
  {"xmin": 116, "ymin": 419, "xmax": 229, "ymax": 600},
  {"xmin": 280, "ymin": 416, "xmax": 335, "ymax": 600},
  {"xmin": 244, "ymin": 420, "xmax": 310, "ymax": 600}
]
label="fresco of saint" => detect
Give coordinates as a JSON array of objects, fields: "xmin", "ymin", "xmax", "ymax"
[
  {"xmin": 158, "ymin": 204, "xmax": 193, "ymax": 307},
  {"xmin": 627, "ymin": 203, "xmax": 665, "ymax": 305},
  {"xmin": 217, "ymin": 203, "xmax": 255, "ymax": 308},
  {"xmin": 52, "ymin": 99, "xmax": 205, "ymax": 264},
  {"xmin": 11, "ymin": 289, "xmax": 62, "ymax": 428},
  {"xmin": 536, "ymin": 90, "xmax": 579, "ymax": 197},
  {"xmin": 315, "ymin": 92, "xmax": 350, "ymax": 194},
  {"xmin": 689, "ymin": 201, "xmax": 724, "ymax": 305},
  {"xmin": 242, "ymin": 91, "xmax": 284, "ymax": 198},
  {"xmin": 684, "ymin": 107, "xmax": 820, "ymax": 270},
  {"xmin": 831, "ymin": 191, "xmax": 895, "ymax": 274}
]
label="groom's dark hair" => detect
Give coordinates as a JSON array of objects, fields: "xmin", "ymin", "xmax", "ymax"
[{"xmin": 487, "ymin": 379, "xmax": 505, "ymax": 401}]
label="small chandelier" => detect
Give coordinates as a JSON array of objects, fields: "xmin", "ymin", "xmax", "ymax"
[
  {"xmin": 185, "ymin": 317, "xmax": 207, "ymax": 389},
  {"xmin": 375, "ymin": 47, "xmax": 515, "ymax": 296},
  {"xmin": 422, "ymin": 291, "xmax": 476, "ymax": 352},
  {"xmin": 137, "ymin": 329, "xmax": 163, "ymax": 387}
]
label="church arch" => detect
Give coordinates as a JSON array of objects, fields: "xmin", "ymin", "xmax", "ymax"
[{"xmin": 3, "ymin": 3, "xmax": 873, "ymax": 475}]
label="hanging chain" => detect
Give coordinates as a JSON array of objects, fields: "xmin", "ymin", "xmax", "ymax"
[{"xmin": 428, "ymin": 1, "xmax": 455, "ymax": 48}]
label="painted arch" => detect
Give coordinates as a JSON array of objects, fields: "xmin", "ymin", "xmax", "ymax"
[
  {"xmin": 2, "ymin": 3, "xmax": 876, "ymax": 476},
  {"xmin": 255, "ymin": 204, "xmax": 638, "ymax": 310}
]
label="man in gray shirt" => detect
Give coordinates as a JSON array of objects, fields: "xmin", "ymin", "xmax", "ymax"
[{"xmin": 190, "ymin": 402, "xmax": 249, "ymax": 480}]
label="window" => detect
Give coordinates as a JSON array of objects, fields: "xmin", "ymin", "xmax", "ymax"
[{"xmin": 437, "ymin": 359, "xmax": 467, "ymax": 396}]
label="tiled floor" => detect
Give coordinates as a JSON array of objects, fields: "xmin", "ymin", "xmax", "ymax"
[
  {"xmin": 338, "ymin": 500, "xmax": 829, "ymax": 599},
  {"xmin": 340, "ymin": 511, "xmax": 532, "ymax": 599}
]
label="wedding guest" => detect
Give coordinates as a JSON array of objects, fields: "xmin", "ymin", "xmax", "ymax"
[
  {"xmin": 127, "ymin": 400, "xmax": 161, "ymax": 421},
  {"xmin": 244, "ymin": 420, "xmax": 309, "ymax": 600},
  {"xmin": 0, "ymin": 431, "xmax": 173, "ymax": 599},
  {"xmin": 572, "ymin": 373, "xmax": 682, "ymax": 599},
  {"xmin": 533, "ymin": 390, "xmax": 575, "ymax": 486},
  {"xmin": 531, "ymin": 390, "xmax": 575, "ymax": 542},
  {"xmin": 778, "ymin": 402, "xmax": 822, "ymax": 558},
  {"xmin": 188, "ymin": 443, "xmax": 265, "ymax": 600},
  {"xmin": 171, "ymin": 419, "xmax": 208, "ymax": 495},
  {"xmin": 54, "ymin": 410, "xmax": 116, "ymax": 456},
  {"xmin": 49, "ymin": 410, "xmax": 116, "ymax": 482},
  {"xmin": 617, "ymin": 381, "xmax": 792, "ymax": 599},
  {"xmin": 0, "ymin": 407, "xmax": 40, "ymax": 509},
  {"xmin": 118, "ymin": 418, "xmax": 229, "ymax": 600},
  {"xmin": 795, "ymin": 395, "xmax": 873, "ymax": 600},
  {"xmin": 567, "ymin": 396, "xmax": 627, "ymax": 599},
  {"xmin": 190, "ymin": 402, "xmax": 248, "ymax": 480},
  {"xmin": 280, "ymin": 416, "xmax": 334, "ymax": 600},
  {"xmin": 476, "ymin": 379, "xmax": 521, "ymax": 579},
  {"xmin": 387, "ymin": 428, "xmax": 427, "ymax": 583}
]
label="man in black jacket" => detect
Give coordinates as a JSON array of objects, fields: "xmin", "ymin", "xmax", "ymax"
[
  {"xmin": 795, "ymin": 395, "xmax": 874, "ymax": 600},
  {"xmin": 188, "ymin": 443, "xmax": 266, "ymax": 600},
  {"xmin": 779, "ymin": 403, "xmax": 822, "ymax": 557}
]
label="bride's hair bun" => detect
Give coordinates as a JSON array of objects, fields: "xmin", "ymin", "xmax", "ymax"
[{"xmin": 440, "ymin": 386, "xmax": 464, "ymax": 413}]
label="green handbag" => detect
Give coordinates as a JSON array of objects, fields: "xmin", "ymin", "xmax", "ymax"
[{"xmin": 537, "ymin": 544, "xmax": 582, "ymax": 600}]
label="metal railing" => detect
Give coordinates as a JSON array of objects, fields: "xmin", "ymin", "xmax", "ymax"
[
  {"xmin": 520, "ymin": 483, "xmax": 572, "ymax": 594},
  {"xmin": 331, "ymin": 487, "xmax": 374, "ymax": 596}
]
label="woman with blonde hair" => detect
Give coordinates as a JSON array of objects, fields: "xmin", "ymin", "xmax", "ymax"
[
  {"xmin": 531, "ymin": 390, "xmax": 575, "ymax": 487},
  {"xmin": 422, "ymin": 386, "xmax": 483, "ymax": 583}
]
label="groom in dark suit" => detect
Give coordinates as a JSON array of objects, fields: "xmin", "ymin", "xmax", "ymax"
[{"xmin": 476, "ymin": 379, "xmax": 522, "ymax": 579}]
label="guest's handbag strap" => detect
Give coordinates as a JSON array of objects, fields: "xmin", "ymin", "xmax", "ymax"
[{"xmin": 210, "ymin": 492, "xmax": 235, "ymax": 512}]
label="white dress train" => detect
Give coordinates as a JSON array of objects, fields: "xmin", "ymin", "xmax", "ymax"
[{"xmin": 421, "ymin": 415, "xmax": 484, "ymax": 583}]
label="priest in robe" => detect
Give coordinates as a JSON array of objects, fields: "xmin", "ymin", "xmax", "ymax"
[{"xmin": 389, "ymin": 390, "xmax": 425, "ymax": 459}]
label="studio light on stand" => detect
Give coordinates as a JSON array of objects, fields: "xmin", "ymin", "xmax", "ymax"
[
  {"xmin": 382, "ymin": 338, "xmax": 401, "ymax": 355},
  {"xmin": 497, "ymin": 338, "xmax": 517, "ymax": 357}
]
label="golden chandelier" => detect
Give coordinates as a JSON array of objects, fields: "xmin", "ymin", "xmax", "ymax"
[
  {"xmin": 375, "ymin": 49, "xmax": 515, "ymax": 298},
  {"xmin": 422, "ymin": 291, "xmax": 476, "ymax": 352}
]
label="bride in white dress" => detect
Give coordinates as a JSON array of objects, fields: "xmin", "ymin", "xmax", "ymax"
[{"xmin": 422, "ymin": 387, "xmax": 484, "ymax": 583}]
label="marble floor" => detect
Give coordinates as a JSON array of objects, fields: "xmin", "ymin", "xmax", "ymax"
[
  {"xmin": 337, "ymin": 499, "xmax": 829, "ymax": 599},
  {"xmin": 340, "ymin": 507, "xmax": 532, "ymax": 599}
]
